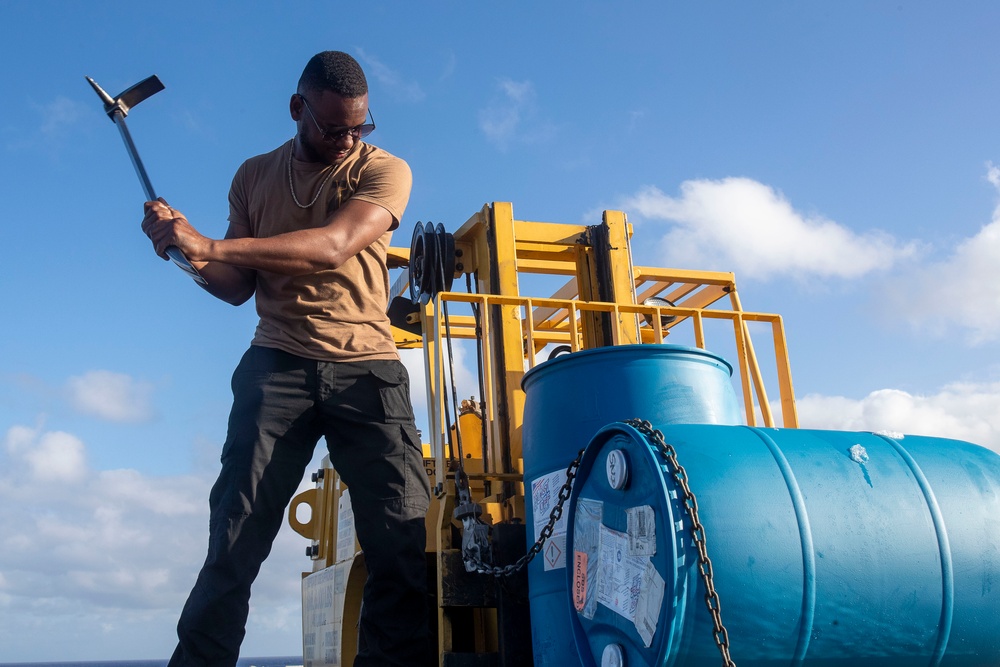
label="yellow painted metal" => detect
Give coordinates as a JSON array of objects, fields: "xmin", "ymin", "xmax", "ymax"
[
  {"xmin": 489, "ymin": 202, "xmax": 526, "ymax": 475},
  {"xmin": 386, "ymin": 245, "xmax": 410, "ymax": 269},
  {"xmin": 434, "ymin": 479, "xmax": 455, "ymax": 661},
  {"xmin": 422, "ymin": 297, "xmax": 449, "ymax": 493},
  {"xmin": 512, "ymin": 220, "xmax": 589, "ymax": 245},
  {"xmin": 601, "ymin": 209, "xmax": 640, "ymax": 345},
  {"xmin": 741, "ymin": 311, "xmax": 798, "ymax": 428},
  {"xmin": 288, "ymin": 465, "xmax": 338, "ymax": 568},
  {"xmin": 452, "ymin": 403, "xmax": 485, "ymax": 460},
  {"xmin": 430, "ymin": 290, "xmax": 795, "ymax": 426},
  {"xmin": 391, "ymin": 327, "xmax": 423, "ymax": 348},
  {"xmin": 773, "ymin": 319, "xmax": 799, "ymax": 427},
  {"xmin": 575, "ymin": 240, "xmax": 603, "ymax": 349}
]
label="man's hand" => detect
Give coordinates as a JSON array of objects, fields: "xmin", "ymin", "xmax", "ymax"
[{"xmin": 141, "ymin": 198, "xmax": 212, "ymax": 262}]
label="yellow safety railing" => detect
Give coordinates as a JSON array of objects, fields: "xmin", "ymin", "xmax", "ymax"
[{"xmin": 421, "ymin": 291, "xmax": 797, "ymax": 488}]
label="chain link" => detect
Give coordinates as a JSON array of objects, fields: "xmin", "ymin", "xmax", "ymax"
[
  {"xmin": 624, "ymin": 418, "xmax": 735, "ymax": 667},
  {"xmin": 463, "ymin": 448, "xmax": 584, "ymax": 577}
]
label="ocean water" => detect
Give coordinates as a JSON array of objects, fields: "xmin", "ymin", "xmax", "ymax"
[{"xmin": 0, "ymin": 658, "xmax": 301, "ymax": 667}]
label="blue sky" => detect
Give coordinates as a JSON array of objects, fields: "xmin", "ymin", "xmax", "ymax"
[{"xmin": 3, "ymin": 1, "xmax": 1000, "ymax": 661}]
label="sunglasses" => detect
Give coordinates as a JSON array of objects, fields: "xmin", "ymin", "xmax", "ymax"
[{"xmin": 298, "ymin": 94, "xmax": 376, "ymax": 142}]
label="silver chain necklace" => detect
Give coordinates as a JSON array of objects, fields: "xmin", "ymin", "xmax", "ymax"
[{"xmin": 287, "ymin": 140, "xmax": 336, "ymax": 209}]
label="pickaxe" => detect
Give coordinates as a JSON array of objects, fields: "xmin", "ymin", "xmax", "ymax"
[{"xmin": 85, "ymin": 74, "xmax": 207, "ymax": 286}]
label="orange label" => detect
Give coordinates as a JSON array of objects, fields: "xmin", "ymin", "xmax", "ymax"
[{"xmin": 573, "ymin": 551, "xmax": 588, "ymax": 611}]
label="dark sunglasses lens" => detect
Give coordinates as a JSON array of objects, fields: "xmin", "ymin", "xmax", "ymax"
[{"xmin": 319, "ymin": 124, "xmax": 375, "ymax": 141}]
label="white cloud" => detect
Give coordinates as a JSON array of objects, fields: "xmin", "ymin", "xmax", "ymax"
[
  {"xmin": 66, "ymin": 370, "xmax": 155, "ymax": 423},
  {"xmin": 38, "ymin": 96, "xmax": 86, "ymax": 138},
  {"xmin": 880, "ymin": 165, "xmax": 1000, "ymax": 342},
  {"xmin": 0, "ymin": 403, "xmax": 339, "ymax": 659},
  {"xmin": 796, "ymin": 381, "xmax": 1000, "ymax": 454},
  {"xmin": 96, "ymin": 468, "xmax": 204, "ymax": 516},
  {"xmin": 4, "ymin": 424, "xmax": 38, "ymax": 454},
  {"xmin": 400, "ymin": 348, "xmax": 428, "ymax": 422},
  {"xmin": 479, "ymin": 78, "xmax": 535, "ymax": 149},
  {"xmin": 987, "ymin": 161, "xmax": 1000, "ymax": 189},
  {"xmin": 439, "ymin": 51, "xmax": 457, "ymax": 82},
  {"xmin": 1, "ymin": 428, "xmax": 207, "ymax": 604},
  {"xmin": 4, "ymin": 425, "xmax": 87, "ymax": 482},
  {"xmin": 0, "ymin": 422, "xmax": 224, "ymax": 657},
  {"xmin": 623, "ymin": 178, "xmax": 920, "ymax": 281},
  {"xmin": 354, "ymin": 48, "xmax": 425, "ymax": 103}
]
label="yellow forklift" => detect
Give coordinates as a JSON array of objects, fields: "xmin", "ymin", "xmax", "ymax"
[{"xmin": 288, "ymin": 201, "xmax": 797, "ymax": 666}]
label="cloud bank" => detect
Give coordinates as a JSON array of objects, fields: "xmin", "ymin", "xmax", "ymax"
[
  {"xmin": 0, "ymin": 423, "xmax": 311, "ymax": 660},
  {"xmin": 479, "ymin": 78, "xmax": 555, "ymax": 151},
  {"xmin": 796, "ymin": 381, "xmax": 1000, "ymax": 453},
  {"xmin": 66, "ymin": 370, "xmax": 156, "ymax": 423},
  {"xmin": 622, "ymin": 178, "xmax": 920, "ymax": 281},
  {"xmin": 880, "ymin": 163, "xmax": 1000, "ymax": 342}
]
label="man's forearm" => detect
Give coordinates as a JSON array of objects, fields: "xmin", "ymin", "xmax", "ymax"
[
  {"xmin": 200, "ymin": 200, "xmax": 393, "ymax": 276},
  {"xmin": 204, "ymin": 227, "xmax": 342, "ymax": 276},
  {"xmin": 192, "ymin": 261, "xmax": 257, "ymax": 305}
]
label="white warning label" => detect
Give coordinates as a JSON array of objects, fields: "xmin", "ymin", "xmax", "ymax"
[
  {"xmin": 597, "ymin": 525, "xmax": 647, "ymax": 621},
  {"xmin": 336, "ymin": 489, "xmax": 356, "ymax": 562},
  {"xmin": 626, "ymin": 504, "xmax": 656, "ymax": 557},
  {"xmin": 531, "ymin": 470, "xmax": 570, "ymax": 570},
  {"xmin": 544, "ymin": 536, "xmax": 564, "ymax": 570},
  {"xmin": 635, "ymin": 559, "xmax": 665, "ymax": 647}
]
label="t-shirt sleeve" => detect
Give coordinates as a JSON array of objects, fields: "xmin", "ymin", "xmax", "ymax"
[
  {"xmin": 228, "ymin": 161, "xmax": 251, "ymax": 230},
  {"xmin": 351, "ymin": 152, "xmax": 412, "ymax": 231}
]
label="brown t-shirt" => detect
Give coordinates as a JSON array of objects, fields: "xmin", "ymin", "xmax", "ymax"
[{"xmin": 228, "ymin": 139, "xmax": 411, "ymax": 361}]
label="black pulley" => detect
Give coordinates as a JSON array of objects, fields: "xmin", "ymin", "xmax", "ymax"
[
  {"xmin": 409, "ymin": 221, "xmax": 430, "ymax": 303},
  {"xmin": 435, "ymin": 223, "xmax": 456, "ymax": 294},
  {"xmin": 409, "ymin": 221, "xmax": 456, "ymax": 304}
]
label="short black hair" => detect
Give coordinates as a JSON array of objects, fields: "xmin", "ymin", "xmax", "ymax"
[{"xmin": 298, "ymin": 51, "xmax": 368, "ymax": 98}]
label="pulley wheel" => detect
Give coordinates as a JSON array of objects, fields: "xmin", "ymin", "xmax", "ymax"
[
  {"xmin": 409, "ymin": 221, "xmax": 430, "ymax": 303},
  {"xmin": 409, "ymin": 221, "xmax": 456, "ymax": 304},
  {"xmin": 435, "ymin": 223, "xmax": 456, "ymax": 294}
]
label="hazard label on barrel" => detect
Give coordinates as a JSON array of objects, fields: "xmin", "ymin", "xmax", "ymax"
[
  {"xmin": 544, "ymin": 538, "xmax": 564, "ymax": 570},
  {"xmin": 532, "ymin": 470, "xmax": 570, "ymax": 570}
]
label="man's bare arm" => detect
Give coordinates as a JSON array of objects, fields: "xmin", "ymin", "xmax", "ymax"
[{"xmin": 144, "ymin": 198, "xmax": 393, "ymax": 279}]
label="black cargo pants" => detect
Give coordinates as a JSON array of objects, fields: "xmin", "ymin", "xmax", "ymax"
[{"xmin": 168, "ymin": 346, "xmax": 432, "ymax": 667}]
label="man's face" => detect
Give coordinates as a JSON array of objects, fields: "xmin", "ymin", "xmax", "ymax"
[{"xmin": 291, "ymin": 89, "xmax": 369, "ymax": 165}]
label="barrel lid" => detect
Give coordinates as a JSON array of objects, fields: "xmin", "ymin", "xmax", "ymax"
[
  {"xmin": 522, "ymin": 344, "xmax": 734, "ymax": 391},
  {"xmin": 566, "ymin": 422, "xmax": 690, "ymax": 667}
]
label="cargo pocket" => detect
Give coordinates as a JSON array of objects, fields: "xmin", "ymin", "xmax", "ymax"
[
  {"xmin": 401, "ymin": 425, "xmax": 432, "ymax": 512},
  {"xmin": 369, "ymin": 361, "xmax": 416, "ymax": 424}
]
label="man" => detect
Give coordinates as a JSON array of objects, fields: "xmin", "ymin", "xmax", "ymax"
[{"xmin": 142, "ymin": 51, "xmax": 431, "ymax": 667}]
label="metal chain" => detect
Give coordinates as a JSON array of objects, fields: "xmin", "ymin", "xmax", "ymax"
[
  {"xmin": 624, "ymin": 418, "xmax": 735, "ymax": 667},
  {"xmin": 464, "ymin": 448, "xmax": 585, "ymax": 577},
  {"xmin": 461, "ymin": 419, "xmax": 734, "ymax": 666}
]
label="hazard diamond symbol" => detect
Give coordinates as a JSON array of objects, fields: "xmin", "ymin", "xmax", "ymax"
[{"xmin": 544, "ymin": 540, "xmax": 562, "ymax": 568}]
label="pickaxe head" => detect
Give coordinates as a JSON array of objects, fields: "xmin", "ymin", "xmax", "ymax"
[{"xmin": 85, "ymin": 74, "xmax": 165, "ymax": 120}]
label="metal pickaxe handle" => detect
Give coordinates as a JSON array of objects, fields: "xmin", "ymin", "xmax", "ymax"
[{"xmin": 86, "ymin": 75, "xmax": 207, "ymax": 286}]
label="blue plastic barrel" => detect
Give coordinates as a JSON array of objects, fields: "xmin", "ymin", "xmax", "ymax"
[
  {"xmin": 566, "ymin": 422, "xmax": 1000, "ymax": 666},
  {"xmin": 521, "ymin": 345, "xmax": 742, "ymax": 665}
]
